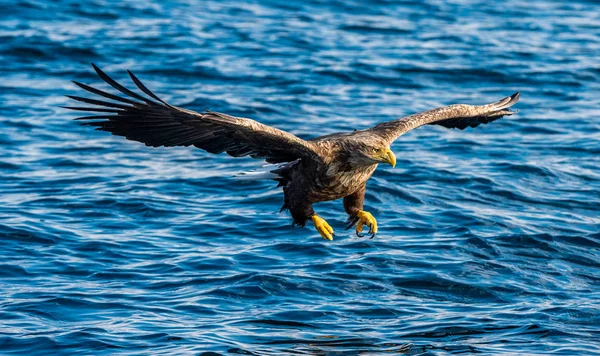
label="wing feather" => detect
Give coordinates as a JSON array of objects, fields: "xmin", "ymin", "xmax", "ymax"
[
  {"xmin": 62, "ymin": 106, "xmax": 122, "ymax": 113},
  {"xmin": 126, "ymin": 70, "xmax": 173, "ymax": 107},
  {"xmin": 91, "ymin": 64, "xmax": 158, "ymax": 105},
  {"xmin": 71, "ymin": 81, "xmax": 141, "ymax": 106},
  {"xmin": 369, "ymin": 92, "xmax": 520, "ymax": 143},
  {"xmin": 65, "ymin": 95, "xmax": 133, "ymax": 110},
  {"xmin": 67, "ymin": 65, "xmax": 320, "ymax": 164}
]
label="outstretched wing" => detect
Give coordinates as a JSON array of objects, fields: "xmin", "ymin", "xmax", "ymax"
[
  {"xmin": 65, "ymin": 64, "xmax": 320, "ymax": 164},
  {"xmin": 368, "ymin": 92, "xmax": 520, "ymax": 144}
]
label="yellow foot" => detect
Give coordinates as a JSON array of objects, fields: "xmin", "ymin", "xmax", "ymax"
[
  {"xmin": 312, "ymin": 215, "xmax": 334, "ymax": 241},
  {"xmin": 356, "ymin": 210, "xmax": 378, "ymax": 238}
]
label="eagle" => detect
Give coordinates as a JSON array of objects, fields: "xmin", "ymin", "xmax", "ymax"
[{"xmin": 65, "ymin": 64, "xmax": 520, "ymax": 240}]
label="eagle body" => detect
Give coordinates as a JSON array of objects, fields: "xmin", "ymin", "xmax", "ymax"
[
  {"xmin": 312, "ymin": 138, "xmax": 379, "ymax": 200},
  {"xmin": 278, "ymin": 139, "xmax": 379, "ymax": 226},
  {"xmin": 66, "ymin": 65, "xmax": 520, "ymax": 240}
]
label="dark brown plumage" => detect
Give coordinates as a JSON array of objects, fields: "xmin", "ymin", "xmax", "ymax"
[{"xmin": 66, "ymin": 65, "xmax": 520, "ymax": 240}]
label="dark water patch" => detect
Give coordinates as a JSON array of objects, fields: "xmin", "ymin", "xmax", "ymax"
[
  {"xmin": 0, "ymin": 336, "xmax": 61, "ymax": 355},
  {"xmin": 391, "ymin": 277, "xmax": 505, "ymax": 303},
  {"xmin": 0, "ymin": 225, "xmax": 57, "ymax": 245},
  {"xmin": 340, "ymin": 24, "xmax": 412, "ymax": 35},
  {"xmin": 245, "ymin": 319, "xmax": 317, "ymax": 329},
  {"xmin": 0, "ymin": 264, "xmax": 31, "ymax": 278}
]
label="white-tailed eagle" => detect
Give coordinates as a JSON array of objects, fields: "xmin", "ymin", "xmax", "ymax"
[{"xmin": 66, "ymin": 64, "xmax": 520, "ymax": 240}]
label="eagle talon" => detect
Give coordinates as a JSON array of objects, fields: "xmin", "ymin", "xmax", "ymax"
[
  {"xmin": 312, "ymin": 215, "xmax": 334, "ymax": 241},
  {"xmin": 356, "ymin": 210, "xmax": 377, "ymax": 239},
  {"xmin": 345, "ymin": 216, "xmax": 359, "ymax": 230}
]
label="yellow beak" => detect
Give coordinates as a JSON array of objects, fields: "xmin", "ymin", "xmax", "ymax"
[{"xmin": 382, "ymin": 148, "xmax": 396, "ymax": 168}]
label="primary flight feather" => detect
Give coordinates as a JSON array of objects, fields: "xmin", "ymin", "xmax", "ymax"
[{"xmin": 66, "ymin": 64, "xmax": 520, "ymax": 240}]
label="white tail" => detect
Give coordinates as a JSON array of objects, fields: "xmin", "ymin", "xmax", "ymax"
[
  {"xmin": 234, "ymin": 168, "xmax": 279, "ymax": 180},
  {"xmin": 234, "ymin": 159, "xmax": 300, "ymax": 181}
]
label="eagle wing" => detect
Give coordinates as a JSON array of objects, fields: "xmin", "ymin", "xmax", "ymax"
[
  {"xmin": 65, "ymin": 64, "xmax": 320, "ymax": 164},
  {"xmin": 368, "ymin": 92, "xmax": 520, "ymax": 144}
]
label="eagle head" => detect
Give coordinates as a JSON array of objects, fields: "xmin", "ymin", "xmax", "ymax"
[{"xmin": 346, "ymin": 139, "xmax": 396, "ymax": 168}]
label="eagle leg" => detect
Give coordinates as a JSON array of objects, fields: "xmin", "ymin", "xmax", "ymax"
[
  {"xmin": 343, "ymin": 185, "xmax": 377, "ymax": 238},
  {"xmin": 311, "ymin": 215, "xmax": 335, "ymax": 241},
  {"xmin": 356, "ymin": 210, "xmax": 378, "ymax": 239}
]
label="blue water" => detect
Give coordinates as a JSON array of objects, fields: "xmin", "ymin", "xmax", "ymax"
[{"xmin": 1, "ymin": 0, "xmax": 599, "ymax": 354}]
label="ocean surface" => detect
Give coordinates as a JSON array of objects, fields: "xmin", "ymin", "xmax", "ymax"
[{"xmin": 1, "ymin": 0, "xmax": 599, "ymax": 354}]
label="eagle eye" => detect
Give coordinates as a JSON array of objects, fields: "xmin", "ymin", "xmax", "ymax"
[{"xmin": 372, "ymin": 147, "xmax": 379, "ymax": 153}]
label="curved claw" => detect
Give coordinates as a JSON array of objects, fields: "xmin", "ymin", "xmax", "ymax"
[
  {"xmin": 356, "ymin": 228, "xmax": 376, "ymax": 239},
  {"xmin": 356, "ymin": 210, "xmax": 378, "ymax": 239},
  {"xmin": 345, "ymin": 216, "xmax": 359, "ymax": 230},
  {"xmin": 367, "ymin": 226, "xmax": 376, "ymax": 239}
]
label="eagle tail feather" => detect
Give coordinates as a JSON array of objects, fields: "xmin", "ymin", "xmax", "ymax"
[{"xmin": 234, "ymin": 169, "xmax": 280, "ymax": 181}]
